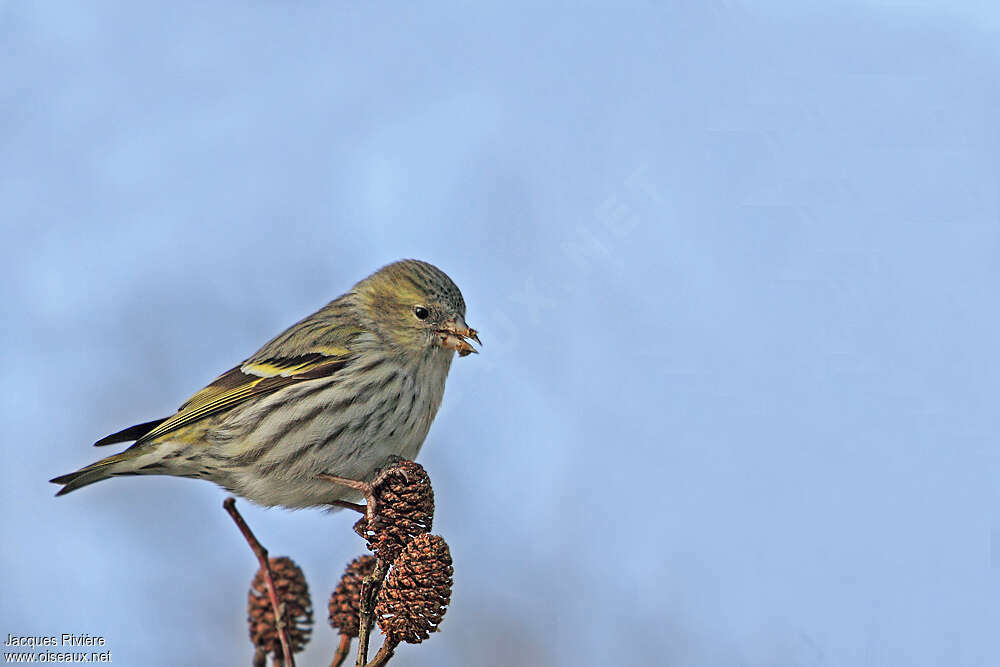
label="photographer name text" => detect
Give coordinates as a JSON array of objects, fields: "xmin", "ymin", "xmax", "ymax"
[{"xmin": 5, "ymin": 636, "xmax": 104, "ymax": 649}]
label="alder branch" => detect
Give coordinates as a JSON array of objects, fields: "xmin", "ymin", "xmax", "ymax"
[
  {"xmin": 355, "ymin": 558, "xmax": 390, "ymax": 667},
  {"xmin": 224, "ymin": 497, "xmax": 295, "ymax": 667}
]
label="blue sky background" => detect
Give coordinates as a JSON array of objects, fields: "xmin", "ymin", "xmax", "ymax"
[{"xmin": 3, "ymin": 2, "xmax": 999, "ymax": 665}]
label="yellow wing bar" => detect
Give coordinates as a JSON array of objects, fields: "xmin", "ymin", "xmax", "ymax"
[{"xmin": 138, "ymin": 352, "xmax": 350, "ymax": 444}]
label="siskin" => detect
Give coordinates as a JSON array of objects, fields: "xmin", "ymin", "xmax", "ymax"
[{"xmin": 51, "ymin": 259, "xmax": 479, "ymax": 508}]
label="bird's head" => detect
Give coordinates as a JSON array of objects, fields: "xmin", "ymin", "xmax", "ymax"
[{"xmin": 353, "ymin": 259, "xmax": 480, "ymax": 358}]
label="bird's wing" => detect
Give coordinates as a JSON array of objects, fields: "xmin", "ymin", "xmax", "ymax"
[{"xmin": 134, "ymin": 350, "xmax": 352, "ymax": 444}]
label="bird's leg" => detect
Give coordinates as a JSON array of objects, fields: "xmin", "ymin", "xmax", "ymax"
[
  {"xmin": 317, "ymin": 474, "xmax": 379, "ymax": 529},
  {"xmin": 317, "ymin": 474, "xmax": 370, "ymax": 494},
  {"xmin": 328, "ymin": 500, "xmax": 366, "ymax": 514},
  {"xmin": 318, "ymin": 457, "xmax": 411, "ymax": 533}
]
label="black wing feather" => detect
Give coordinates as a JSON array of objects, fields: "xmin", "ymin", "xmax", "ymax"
[{"xmin": 93, "ymin": 418, "xmax": 169, "ymax": 446}]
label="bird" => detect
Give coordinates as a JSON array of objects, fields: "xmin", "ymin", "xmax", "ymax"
[{"xmin": 50, "ymin": 259, "xmax": 479, "ymax": 509}]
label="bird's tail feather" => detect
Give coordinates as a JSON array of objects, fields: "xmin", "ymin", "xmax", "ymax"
[{"xmin": 50, "ymin": 449, "xmax": 143, "ymax": 496}]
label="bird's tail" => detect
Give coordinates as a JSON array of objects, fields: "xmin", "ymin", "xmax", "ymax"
[
  {"xmin": 51, "ymin": 417, "xmax": 171, "ymax": 496},
  {"xmin": 49, "ymin": 449, "xmax": 144, "ymax": 496}
]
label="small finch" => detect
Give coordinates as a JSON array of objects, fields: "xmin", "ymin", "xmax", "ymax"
[{"xmin": 50, "ymin": 259, "xmax": 479, "ymax": 508}]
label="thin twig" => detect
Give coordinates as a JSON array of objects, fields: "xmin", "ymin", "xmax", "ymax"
[
  {"xmin": 355, "ymin": 559, "xmax": 390, "ymax": 667},
  {"xmin": 224, "ymin": 497, "xmax": 296, "ymax": 667},
  {"xmin": 365, "ymin": 639, "xmax": 399, "ymax": 667},
  {"xmin": 331, "ymin": 634, "xmax": 352, "ymax": 667}
]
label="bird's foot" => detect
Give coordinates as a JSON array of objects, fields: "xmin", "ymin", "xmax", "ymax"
[
  {"xmin": 318, "ymin": 457, "xmax": 414, "ymax": 535},
  {"xmin": 318, "ymin": 474, "xmax": 379, "ymax": 529}
]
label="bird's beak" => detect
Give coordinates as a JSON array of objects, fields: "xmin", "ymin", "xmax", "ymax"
[{"xmin": 436, "ymin": 317, "xmax": 481, "ymax": 357}]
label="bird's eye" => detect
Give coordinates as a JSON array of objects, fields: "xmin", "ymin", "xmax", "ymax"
[{"xmin": 413, "ymin": 306, "xmax": 430, "ymax": 320}]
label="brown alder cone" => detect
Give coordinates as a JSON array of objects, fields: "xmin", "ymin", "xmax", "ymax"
[
  {"xmin": 375, "ymin": 534, "xmax": 453, "ymax": 644},
  {"xmin": 248, "ymin": 556, "xmax": 313, "ymax": 657},
  {"xmin": 328, "ymin": 554, "xmax": 376, "ymax": 637},
  {"xmin": 355, "ymin": 460, "xmax": 435, "ymax": 563}
]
